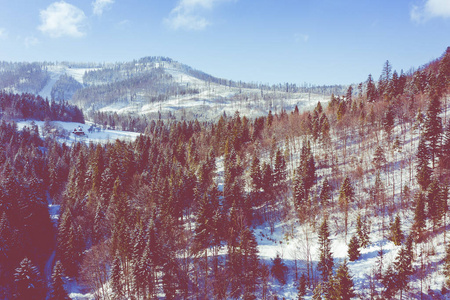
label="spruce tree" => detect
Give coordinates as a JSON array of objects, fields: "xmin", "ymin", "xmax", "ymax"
[
  {"xmin": 338, "ymin": 176, "xmax": 354, "ymax": 237},
  {"xmin": 444, "ymin": 242, "xmax": 450, "ymax": 288},
  {"xmin": 413, "ymin": 191, "xmax": 426, "ymax": 240},
  {"xmin": 356, "ymin": 214, "xmax": 370, "ymax": 248},
  {"xmin": 271, "ymin": 253, "xmax": 288, "ymax": 285},
  {"xmin": 416, "ymin": 137, "xmax": 432, "ymax": 190},
  {"xmin": 393, "ymin": 235, "xmax": 414, "ymax": 299},
  {"xmin": 348, "ymin": 235, "xmax": 360, "ymax": 261},
  {"xmin": 319, "ymin": 178, "xmax": 331, "ymax": 207},
  {"xmin": 423, "ymin": 96, "xmax": 443, "ymax": 169},
  {"xmin": 297, "ymin": 273, "xmax": 307, "ymax": 300},
  {"xmin": 389, "ymin": 214, "xmax": 404, "ymax": 246},
  {"xmin": 317, "ymin": 217, "xmax": 333, "ymax": 282},
  {"xmin": 49, "ymin": 261, "xmax": 70, "ymax": 300},
  {"xmin": 441, "ymin": 121, "xmax": 450, "ymax": 169},
  {"xmin": 14, "ymin": 257, "xmax": 45, "ymax": 300},
  {"xmin": 335, "ymin": 260, "xmax": 355, "ymax": 300},
  {"xmin": 111, "ymin": 254, "xmax": 123, "ymax": 300},
  {"xmin": 427, "ymin": 179, "xmax": 444, "ymax": 230}
]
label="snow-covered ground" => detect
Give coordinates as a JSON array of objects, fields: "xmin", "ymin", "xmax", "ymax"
[{"xmin": 16, "ymin": 120, "xmax": 140, "ymax": 145}]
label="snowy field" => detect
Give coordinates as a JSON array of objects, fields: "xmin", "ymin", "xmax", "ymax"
[{"xmin": 16, "ymin": 120, "xmax": 140, "ymax": 145}]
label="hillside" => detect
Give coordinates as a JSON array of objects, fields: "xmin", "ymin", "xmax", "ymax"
[
  {"xmin": 2, "ymin": 58, "xmax": 345, "ymax": 121},
  {"xmin": 1, "ymin": 48, "xmax": 450, "ymax": 299}
]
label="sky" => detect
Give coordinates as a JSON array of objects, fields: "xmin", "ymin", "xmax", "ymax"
[{"xmin": 0, "ymin": 0, "xmax": 449, "ymax": 85}]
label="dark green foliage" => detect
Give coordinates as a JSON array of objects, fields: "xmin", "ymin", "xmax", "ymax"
[
  {"xmin": 423, "ymin": 96, "xmax": 443, "ymax": 169},
  {"xmin": 348, "ymin": 235, "xmax": 360, "ymax": 261},
  {"xmin": 317, "ymin": 217, "xmax": 333, "ymax": 282},
  {"xmin": 444, "ymin": 242, "xmax": 450, "ymax": 288},
  {"xmin": 111, "ymin": 254, "xmax": 123, "ymax": 300},
  {"xmin": 356, "ymin": 214, "xmax": 370, "ymax": 248},
  {"xmin": 0, "ymin": 91, "xmax": 84, "ymax": 122},
  {"xmin": 339, "ymin": 176, "xmax": 354, "ymax": 236},
  {"xmin": 442, "ymin": 121, "xmax": 450, "ymax": 169},
  {"xmin": 319, "ymin": 178, "xmax": 331, "ymax": 207},
  {"xmin": 373, "ymin": 146, "xmax": 386, "ymax": 171},
  {"xmin": 334, "ymin": 260, "xmax": 355, "ymax": 300},
  {"xmin": 389, "ymin": 215, "xmax": 403, "ymax": 246},
  {"xmin": 297, "ymin": 273, "xmax": 307, "ymax": 300},
  {"xmin": 49, "ymin": 261, "xmax": 70, "ymax": 300},
  {"xmin": 271, "ymin": 253, "xmax": 288, "ymax": 285},
  {"xmin": 427, "ymin": 179, "xmax": 445, "ymax": 230},
  {"xmin": 416, "ymin": 137, "xmax": 432, "ymax": 190},
  {"xmin": 13, "ymin": 257, "xmax": 45, "ymax": 300},
  {"xmin": 413, "ymin": 192, "xmax": 426, "ymax": 239},
  {"xmin": 57, "ymin": 210, "xmax": 83, "ymax": 277}
]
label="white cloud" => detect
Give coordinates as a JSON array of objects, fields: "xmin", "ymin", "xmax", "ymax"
[
  {"xmin": 165, "ymin": 0, "xmax": 233, "ymax": 31},
  {"xmin": 0, "ymin": 28, "xmax": 7, "ymax": 39},
  {"xmin": 38, "ymin": 1, "xmax": 87, "ymax": 38},
  {"xmin": 411, "ymin": 0, "xmax": 450, "ymax": 23},
  {"xmin": 24, "ymin": 36, "xmax": 39, "ymax": 48},
  {"xmin": 92, "ymin": 0, "xmax": 114, "ymax": 16}
]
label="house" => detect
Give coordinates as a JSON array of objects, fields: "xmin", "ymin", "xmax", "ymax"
[{"xmin": 72, "ymin": 126, "xmax": 85, "ymax": 136}]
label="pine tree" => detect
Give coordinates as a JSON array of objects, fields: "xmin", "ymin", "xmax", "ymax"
[
  {"xmin": 335, "ymin": 260, "xmax": 355, "ymax": 300},
  {"xmin": 240, "ymin": 227, "xmax": 260, "ymax": 297},
  {"xmin": 339, "ymin": 176, "xmax": 354, "ymax": 237},
  {"xmin": 348, "ymin": 235, "xmax": 360, "ymax": 261},
  {"xmin": 271, "ymin": 253, "xmax": 288, "ymax": 285},
  {"xmin": 413, "ymin": 191, "xmax": 426, "ymax": 240},
  {"xmin": 423, "ymin": 96, "xmax": 443, "ymax": 169},
  {"xmin": 427, "ymin": 179, "xmax": 444, "ymax": 230},
  {"xmin": 49, "ymin": 261, "xmax": 70, "ymax": 300},
  {"xmin": 297, "ymin": 273, "xmax": 307, "ymax": 300},
  {"xmin": 444, "ymin": 242, "xmax": 450, "ymax": 288},
  {"xmin": 356, "ymin": 214, "xmax": 370, "ymax": 248},
  {"xmin": 416, "ymin": 137, "xmax": 432, "ymax": 190},
  {"xmin": 393, "ymin": 235, "xmax": 414, "ymax": 299},
  {"xmin": 373, "ymin": 146, "xmax": 386, "ymax": 171},
  {"xmin": 317, "ymin": 217, "xmax": 333, "ymax": 282},
  {"xmin": 111, "ymin": 254, "xmax": 123, "ymax": 300},
  {"xmin": 14, "ymin": 257, "xmax": 45, "ymax": 300},
  {"xmin": 273, "ymin": 149, "xmax": 287, "ymax": 192},
  {"xmin": 319, "ymin": 178, "xmax": 331, "ymax": 207},
  {"xmin": 312, "ymin": 283, "xmax": 324, "ymax": 300},
  {"xmin": 389, "ymin": 214, "xmax": 404, "ymax": 246},
  {"xmin": 441, "ymin": 121, "xmax": 450, "ymax": 169}
]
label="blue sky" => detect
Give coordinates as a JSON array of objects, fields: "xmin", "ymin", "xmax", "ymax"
[{"xmin": 0, "ymin": 0, "xmax": 449, "ymax": 85}]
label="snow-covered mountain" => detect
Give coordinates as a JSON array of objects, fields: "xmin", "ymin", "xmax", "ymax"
[{"xmin": 2, "ymin": 58, "xmax": 344, "ymax": 121}]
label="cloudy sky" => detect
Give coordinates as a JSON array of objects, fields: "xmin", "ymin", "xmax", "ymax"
[{"xmin": 0, "ymin": 0, "xmax": 449, "ymax": 85}]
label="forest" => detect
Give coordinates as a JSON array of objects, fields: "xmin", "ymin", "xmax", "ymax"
[{"xmin": 0, "ymin": 48, "xmax": 450, "ymax": 299}]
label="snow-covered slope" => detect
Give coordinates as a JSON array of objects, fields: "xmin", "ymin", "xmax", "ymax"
[{"xmin": 16, "ymin": 120, "xmax": 140, "ymax": 145}]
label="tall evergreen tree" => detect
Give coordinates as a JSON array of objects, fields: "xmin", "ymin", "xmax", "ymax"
[
  {"xmin": 334, "ymin": 260, "xmax": 355, "ymax": 300},
  {"xmin": 14, "ymin": 257, "xmax": 45, "ymax": 300},
  {"xmin": 427, "ymin": 179, "xmax": 445, "ymax": 230},
  {"xmin": 356, "ymin": 214, "xmax": 370, "ymax": 248},
  {"xmin": 389, "ymin": 214, "xmax": 404, "ymax": 246},
  {"xmin": 413, "ymin": 191, "xmax": 426, "ymax": 240},
  {"xmin": 49, "ymin": 261, "xmax": 70, "ymax": 300},
  {"xmin": 423, "ymin": 96, "xmax": 443, "ymax": 169},
  {"xmin": 338, "ymin": 176, "xmax": 354, "ymax": 237},
  {"xmin": 416, "ymin": 137, "xmax": 432, "ymax": 190},
  {"xmin": 319, "ymin": 178, "xmax": 331, "ymax": 207},
  {"xmin": 348, "ymin": 235, "xmax": 360, "ymax": 261},
  {"xmin": 111, "ymin": 254, "xmax": 123, "ymax": 300},
  {"xmin": 317, "ymin": 217, "xmax": 333, "ymax": 282},
  {"xmin": 297, "ymin": 273, "xmax": 307, "ymax": 300}
]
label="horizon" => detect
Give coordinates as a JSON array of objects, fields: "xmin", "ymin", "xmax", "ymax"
[{"xmin": 1, "ymin": 0, "xmax": 449, "ymax": 86}]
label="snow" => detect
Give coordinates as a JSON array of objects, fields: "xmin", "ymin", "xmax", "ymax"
[{"xmin": 15, "ymin": 120, "xmax": 141, "ymax": 145}]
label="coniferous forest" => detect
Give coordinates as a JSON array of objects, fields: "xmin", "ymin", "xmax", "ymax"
[{"xmin": 1, "ymin": 48, "xmax": 450, "ymax": 299}]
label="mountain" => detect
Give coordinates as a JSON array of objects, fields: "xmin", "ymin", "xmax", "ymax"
[{"xmin": 1, "ymin": 57, "xmax": 345, "ymax": 121}]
